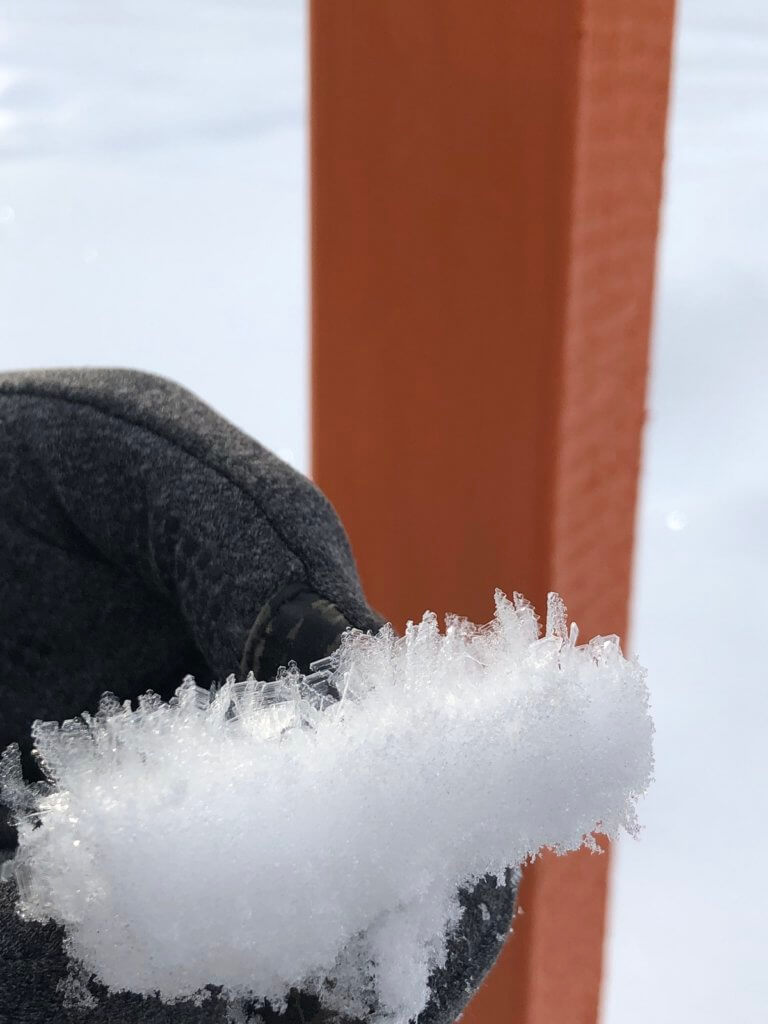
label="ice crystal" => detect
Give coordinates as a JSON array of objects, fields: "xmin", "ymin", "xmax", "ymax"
[{"xmin": 0, "ymin": 591, "xmax": 653, "ymax": 1022}]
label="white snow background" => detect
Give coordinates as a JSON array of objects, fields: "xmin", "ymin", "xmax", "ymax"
[
  {"xmin": 601, "ymin": 2, "xmax": 768, "ymax": 1022},
  {"xmin": 1, "ymin": 1, "xmax": 766, "ymax": 1021},
  {"xmin": 0, "ymin": 0, "xmax": 309, "ymax": 471}
]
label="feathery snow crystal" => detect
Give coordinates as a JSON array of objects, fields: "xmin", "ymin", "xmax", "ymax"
[{"xmin": 0, "ymin": 591, "xmax": 653, "ymax": 1022}]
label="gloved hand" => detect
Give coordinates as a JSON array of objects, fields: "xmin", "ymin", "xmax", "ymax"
[{"xmin": 0, "ymin": 368, "xmax": 516, "ymax": 1024}]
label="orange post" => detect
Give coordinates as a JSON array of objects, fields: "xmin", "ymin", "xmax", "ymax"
[{"xmin": 311, "ymin": 2, "xmax": 674, "ymax": 1022}]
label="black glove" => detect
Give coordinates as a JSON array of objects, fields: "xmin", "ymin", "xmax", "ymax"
[
  {"xmin": 0, "ymin": 368, "xmax": 516, "ymax": 1024},
  {"xmin": 0, "ymin": 367, "xmax": 381, "ymax": 821}
]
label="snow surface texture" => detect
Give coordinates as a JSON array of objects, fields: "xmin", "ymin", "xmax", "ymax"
[{"xmin": 0, "ymin": 592, "xmax": 653, "ymax": 1023}]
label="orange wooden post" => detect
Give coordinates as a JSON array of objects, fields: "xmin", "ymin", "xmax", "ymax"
[{"xmin": 311, "ymin": 3, "xmax": 674, "ymax": 1022}]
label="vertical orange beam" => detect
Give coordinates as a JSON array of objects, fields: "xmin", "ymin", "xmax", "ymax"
[{"xmin": 311, "ymin": 3, "xmax": 674, "ymax": 1023}]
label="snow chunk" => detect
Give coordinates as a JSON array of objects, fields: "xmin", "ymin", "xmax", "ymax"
[{"xmin": 0, "ymin": 591, "xmax": 653, "ymax": 1022}]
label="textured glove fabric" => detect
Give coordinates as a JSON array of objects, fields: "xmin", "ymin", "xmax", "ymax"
[
  {"xmin": 0, "ymin": 368, "xmax": 380, "ymax": 821},
  {"xmin": 0, "ymin": 368, "xmax": 517, "ymax": 1024}
]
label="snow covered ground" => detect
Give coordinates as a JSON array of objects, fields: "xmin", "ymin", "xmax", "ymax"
[
  {"xmin": 0, "ymin": 0, "xmax": 309, "ymax": 470},
  {"xmin": 1, "ymin": 1, "xmax": 766, "ymax": 1021},
  {"xmin": 602, "ymin": 2, "xmax": 768, "ymax": 1021}
]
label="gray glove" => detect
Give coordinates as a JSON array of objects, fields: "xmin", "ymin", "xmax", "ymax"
[{"xmin": 0, "ymin": 368, "xmax": 516, "ymax": 1024}]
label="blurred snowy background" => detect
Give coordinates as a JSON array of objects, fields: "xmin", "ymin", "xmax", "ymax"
[
  {"xmin": 1, "ymin": 1, "xmax": 766, "ymax": 1021},
  {"xmin": 602, "ymin": 2, "xmax": 768, "ymax": 1022},
  {"xmin": 0, "ymin": 0, "xmax": 309, "ymax": 469}
]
